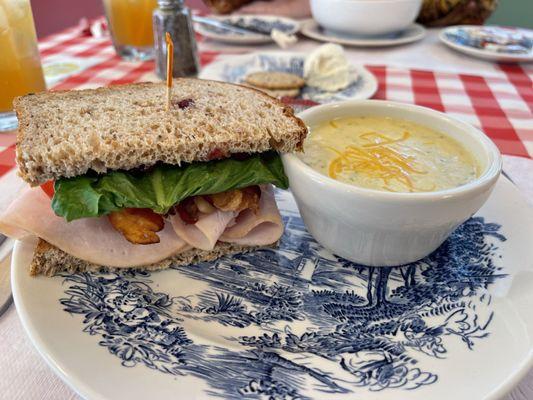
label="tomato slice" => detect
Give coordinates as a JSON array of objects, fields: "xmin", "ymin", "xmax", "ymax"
[
  {"xmin": 207, "ymin": 148, "xmax": 226, "ymax": 161},
  {"xmin": 40, "ymin": 180, "xmax": 55, "ymax": 198}
]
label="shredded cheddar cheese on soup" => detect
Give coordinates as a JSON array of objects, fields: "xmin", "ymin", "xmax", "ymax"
[
  {"xmin": 327, "ymin": 131, "xmax": 434, "ymax": 192},
  {"xmin": 299, "ymin": 116, "xmax": 479, "ymax": 193}
]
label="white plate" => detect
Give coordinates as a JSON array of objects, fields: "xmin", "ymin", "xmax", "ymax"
[
  {"xmin": 11, "ymin": 177, "xmax": 533, "ymax": 400},
  {"xmin": 194, "ymin": 14, "xmax": 299, "ymax": 44},
  {"xmin": 439, "ymin": 26, "xmax": 533, "ymax": 63},
  {"xmin": 300, "ymin": 19, "xmax": 426, "ymax": 47},
  {"xmin": 199, "ymin": 52, "xmax": 378, "ymax": 104}
]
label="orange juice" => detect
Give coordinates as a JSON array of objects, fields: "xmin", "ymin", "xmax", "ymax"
[
  {"xmin": 103, "ymin": 0, "xmax": 158, "ymax": 48},
  {"xmin": 0, "ymin": 0, "xmax": 46, "ymax": 113}
]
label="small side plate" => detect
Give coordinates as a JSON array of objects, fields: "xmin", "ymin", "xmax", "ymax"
[
  {"xmin": 199, "ymin": 51, "xmax": 378, "ymax": 104},
  {"xmin": 300, "ymin": 19, "xmax": 426, "ymax": 47},
  {"xmin": 439, "ymin": 25, "xmax": 533, "ymax": 63}
]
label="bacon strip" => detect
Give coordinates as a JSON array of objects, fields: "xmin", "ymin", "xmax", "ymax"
[{"xmin": 108, "ymin": 208, "xmax": 165, "ymax": 245}]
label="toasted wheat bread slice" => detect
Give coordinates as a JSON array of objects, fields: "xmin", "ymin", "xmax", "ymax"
[
  {"xmin": 15, "ymin": 80, "xmax": 307, "ymax": 186},
  {"xmin": 30, "ymin": 239, "xmax": 272, "ymax": 276}
]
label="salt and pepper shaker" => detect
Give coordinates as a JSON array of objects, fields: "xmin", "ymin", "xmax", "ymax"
[{"xmin": 153, "ymin": 0, "xmax": 199, "ymax": 79}]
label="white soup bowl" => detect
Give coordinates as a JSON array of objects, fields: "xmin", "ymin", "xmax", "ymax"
[
  {"xmin": 310, "ymin": 0, "xmax": 423, "ymax": 37},
  {"xmin": 282, "ymin": 100, "xmax": 502, "ymax": 266}
]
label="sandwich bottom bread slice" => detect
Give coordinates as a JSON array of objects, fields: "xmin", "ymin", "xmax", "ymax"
[
  {"xmin": 30, "ymin": 239, "xmax": 268, "ymax": 276},
  {"xmin": 1, "ymin": 79, "xmax": 307, "ymax": 275}
]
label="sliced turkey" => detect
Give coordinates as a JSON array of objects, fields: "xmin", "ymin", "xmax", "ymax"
[
  {"xmin": 0, "ymin": 188, "xmax": 187, "ymax": 268},
  {"xmin": 219, "ymin": 185, "xmax": 283, "ymax": 246},
  {"xmin": 0, "ymin": 184, "xmax": 284, "ymax": 268},
  {"xmin": 169, "ymin": 185, "xmax": 284, "ymax": 248},
  {"xmin": 169, "ymin": 208, "xmax": 236, "ymax": 250}
]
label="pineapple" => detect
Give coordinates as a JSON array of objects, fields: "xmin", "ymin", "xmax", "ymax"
[{"xmin": 417, "ymin": 0, "xmax": 499, "ymax": 26}]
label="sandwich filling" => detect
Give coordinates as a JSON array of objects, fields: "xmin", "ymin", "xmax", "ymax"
[
  {"xmin": 0, "ymin": 152, "xmax": 287, "ymax": 267},
  {"xmin": 49, "ymin": 151, "xmax": 287, "ymax": 245},
  {"xmin": 51, "ymin": 151, "xmax": 287, "ymax": 221}
]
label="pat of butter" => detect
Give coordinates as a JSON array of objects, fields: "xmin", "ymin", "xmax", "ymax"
[
  {"xmin": 271, "ymin": 29, "xmax": 297, "ymax": 49},
  {"xmin": 304, "ymin": 43, "xmax": 353, "ymax": 92}
]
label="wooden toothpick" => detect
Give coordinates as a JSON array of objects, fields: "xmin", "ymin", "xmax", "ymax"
[{"xmin": 165, "ymin": 32, "xmax": 174, "ymax": 111}]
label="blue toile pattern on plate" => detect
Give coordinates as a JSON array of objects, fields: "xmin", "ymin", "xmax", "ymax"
[
  {"xmin": 59, "ymin": 190, "xmax": 506, "ymax": 399},
  {"xmin": 200, "ymin": 17, "xmax": 297, "ymax": 36},
  {"xmin": 220, "ymin": 54, "xmax": 364, "ymax": 104}
]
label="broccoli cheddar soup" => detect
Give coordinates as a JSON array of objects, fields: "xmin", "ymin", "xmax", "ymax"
[{"xmin": 299, "ymin": 116, "xmax": 480, "ymax": 192}]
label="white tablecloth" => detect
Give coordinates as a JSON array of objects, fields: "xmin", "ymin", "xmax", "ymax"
[{"xmin": 0, "ymin": 28, "xmax": 532, "ymax": 400}]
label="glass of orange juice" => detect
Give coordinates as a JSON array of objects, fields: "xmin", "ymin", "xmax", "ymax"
[
  {"xmin": 0, "ymin": 0, "xmax": 46, "ymax": 131},
  {"xmin": 103, "ymin": 0, "xmax": 158, "ymax": 61}
]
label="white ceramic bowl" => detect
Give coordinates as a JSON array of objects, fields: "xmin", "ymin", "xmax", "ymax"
[
  {"xmin": 310, "ymin": 0, "xmax": 422, "ymax": 37},
  {"xmin": 282, "ymin": 100, "xmax": 502, "ymax": 266}
]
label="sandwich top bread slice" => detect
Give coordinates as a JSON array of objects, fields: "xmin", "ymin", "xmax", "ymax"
[
  {"xmin": 15, "ymin": 80, "xmax": 306, "ymax": 186},
  {"xmin": 1, "ymin": 79, "xmax": 307, "ymax": 275}
]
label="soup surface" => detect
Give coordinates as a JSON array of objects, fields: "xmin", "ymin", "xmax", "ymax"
[{"xmin": 299, "ymin": 116, "xmax": 479, "ymax": 192}]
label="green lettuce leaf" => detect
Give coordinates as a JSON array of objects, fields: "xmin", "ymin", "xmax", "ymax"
[{"xmin": 52, "ymin": 152, "xmax": 288, "ymax": 221}]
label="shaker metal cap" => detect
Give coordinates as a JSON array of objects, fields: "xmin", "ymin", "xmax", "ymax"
[{"xmin": 157, "ymin": 0, "xmax": 184, "ymax": 8}]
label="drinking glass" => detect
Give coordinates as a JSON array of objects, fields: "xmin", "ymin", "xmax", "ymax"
[
  {"xmin": 103, "ymin": 0, "xmax": 158, "ymax": 61},
  {"xmin": 0, "ymin": 0, "xmax": 46, "ymax": 131}
]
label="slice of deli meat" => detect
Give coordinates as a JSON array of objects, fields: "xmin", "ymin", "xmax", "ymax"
[
  {"xmin": 169, "ymin": 209, "xmax": 236, "ymax": 250},
  {"xmin": 0, "ymin": 188, "xmax": 187, "ymax": 268},
  {"xmin": 220, "ymin": 185, "xmax": 283, "ymax": 246}
]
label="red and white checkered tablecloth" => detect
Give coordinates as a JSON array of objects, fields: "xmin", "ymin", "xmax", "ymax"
[{"xmin": 0, "ymin": 22, "xmax": 531, "ymax": 180}]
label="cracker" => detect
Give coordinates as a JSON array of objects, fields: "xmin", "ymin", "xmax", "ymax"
[
  {"xmin": 244, "ymin": 71, "xmax": 305, "ymax": 90},
  {"xmin": 244, "ymin": 84, "xmax": 300, "ymax": 99}
]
